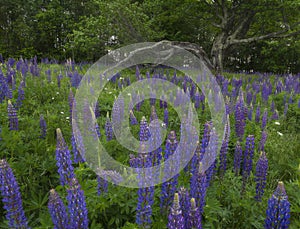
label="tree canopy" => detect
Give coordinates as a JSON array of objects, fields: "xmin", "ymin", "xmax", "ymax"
[{"xmin": 0, "ymin": 0, "xmax": 299, "ymax": 73}]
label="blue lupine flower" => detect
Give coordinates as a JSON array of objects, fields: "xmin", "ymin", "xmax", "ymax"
[
  {"xmin": 7, "ymin": 100, "xmax": 19, "ymax": 130},
  {"xmin": 167, "ymin": 193, "xmax": 185, "ymax": 229},
  {"xmin": 255, "ymin": 105, "xmax": 261, "ymax": 123},
  {"xmin": 259, "ymin": 130, "xmax": 267, "ymax": 152},
  {"xmin": 164, "ymin": 107, "xmax": 169, "ymax": 128},
  {"xmin": 139, "ymin": 116, "xmax": 150, "ymax": 142},
  {"xmin": 235, "ymin": 92, "xmax": 246, "ymax": 140},
  {"xmin": 187, "ymin": 198, "xmax": 202, "ymax": 229},
  {"xmin": 160, "ymin": 131, "xmax": 179, "ymax": 212},
  {"xmin": 40, "ymin": 115, "xmax": 47, "ymax": 139},
  {"xmin": 15, "ymin": 81, "xmax": 25, "ymax": 109},
  {"xmin": 56, "ymin": 128, "xmax": 75, "ymax": 186},
  {"xmin": 129, "ymin": 110, "xmax": 138, "ymax": 125},
  {"xmin": 265, "ymin": 181, "xmax": 290, "ymax": 229},
  {"xmin": 233, "ymin": 141, "xmax": 243, "ymax": 176},
  {"xmin": 255, "ymin": 152, "xmax": 268, "ymax": 201},
  {"xmin": 97, "ymin": 175, "xmax": 108, "ymax": 196},
  {"xmin": 261, "ymin": 108, "xmax": 268, "ymax": 130},
  {"xmin": 66, "ymin": 178, "xmax": 89, "ymax": 229},
  {"xmin": 190, "ymin": 162, "xmax": 207, "ymax": 214},
  {"xmin": 0, "ymin": 159, "xmax": 29, "ymax": 228},
  {"xmin": 242, "ymin": 135, "xmax": 255, "ymax": 193},
  {"xmin": 48, "ymin": 189, "xmax": 68, "ymax": 229},
  {"xmin": 178, "ymin": 187, "xmax": 190, "ymax": 228},
  {"xmin": 219, "ymin": 116, "xmax": 230, "ymax": 177},
  {"xmin": 105, "ymin": 112, "xmax": 114, "ymax": 141}
]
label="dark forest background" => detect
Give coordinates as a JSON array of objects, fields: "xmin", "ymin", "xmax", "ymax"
[{"xmin": 0, "ymin": 0, "xmax": 299, "ymax": 73}]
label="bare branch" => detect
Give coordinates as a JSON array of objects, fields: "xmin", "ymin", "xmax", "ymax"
[{"xmin": 229, "ymin": 29, "xmax": 300, "ymax": 45}]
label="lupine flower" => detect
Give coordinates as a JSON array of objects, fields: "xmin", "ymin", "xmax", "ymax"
[
  {"xmin": 255, "ymin": 105, "xmax": 261, "ymax": 123},
  {"xmin": 235, "ymin": 92, "xmax": 246, "ymax": 140},
  {"xmin": 48, "ymin": 189, "xmax": 68, "ymax": 229},
  {"xmin": 56, "ymin": 128, "xmax": 75, "ymax": 186},
  {"xmin": 40, "ymin": 115, "xmax": 47, "ymax": 138},
  {"xmin": 97, "ymin": 175, "xmax": 108, "ymax": 196},
  {"xmin": 15, "ymin": 81, "xmax": 25, "ymax": 109},
  {"xmin": 219, "ymin": 116, "xmax": 230, "ymax": 177},
  {"xmin": 129, "ymin": 110, "xmax": 138, "ymax": 125},
  {"xmin": 0, "ymin": 159, "xmax": 29, "ymax": 228},
  {"xmin": 265, "ymin": 181, "xmax": 290, "ymax": 229},
  {"xmin": 57, "ymin": 73, "xmax": 62, "ymax": 88},
  {"xmin": 255, "ymin": 152, "xmax": 268, "ymax": 201},
  {"xmin": 187, "ymin": 198, "xmax": 202, "ymax": 229},
  {"xmin": 167, "ymin": 193, "xmax": 185, "ymax": 229},
  {"xmin": 190, "ymin": 162, "xmax": 207, "ymax": 214},
  {"xmin": 66, "ymin": 178, "xmax": 89, "ymax": 229},
  {"xmin": 178, "ymin": 187, "xmax": 190, "ymax": 228},
  {"xmin": 7, "ymin": 100, "xmax": 19, "ymax": 130},
  {"xmin": 242, "ymin": 135, "xmax": 255, "ymax": 193},
  {"xmin": 261, "ymin": 108, "xmax": 268, "ymax": 130},
  {"xmin": 130, "ymin": 144, "xmax": 154, "ymax": 227},
  {"xmin": 105, "ymin": 112, "xmax": 114, "ymax": 141},
  {"xmin": 160, "ymin": 131, "xmax": 179, "ymax": 212},
  {"xmin": 139, "ymin": 116, "xmax": 150, "ymax": 142},
  {"xmin": 270, "ymin": 100, "xmax": 275, "ymax": 112},
  {"xmin": 233, "ymin": 141, "xmax": 243, "ymax": 176},
  {"xmin": 259, "ymin": 130, "xmax": 267, "ymax": 151},
  {"xmin": 164, "ymin": 107, "xmax": 169, "ymax": 128}
]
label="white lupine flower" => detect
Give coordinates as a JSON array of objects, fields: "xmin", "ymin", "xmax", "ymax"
[{"xmin": 277, "ymin": 131, "xmax": 283, "ymax": 136}]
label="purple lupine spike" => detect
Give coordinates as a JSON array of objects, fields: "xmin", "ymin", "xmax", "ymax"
[
  {"xmin": 40, "ymin": 115, "xmax": 47, "ymax": 139},
  {"xmin": 261, "ymin": 108, "xmax": 268, "ymax": 130},
  {"xmin": 265, "ymin": 181, "xmax": 290, "ymax": 229},
  {"xmin": 105, "ymin": 112, "xmax": 114, "ymax": 141},
  {"xmin": 235, "ymin": 92, "xmax": 246, "ymax": 140},
  {"xmin": 131, "ymin": 145, "xmax": 155, "ymax": 227},
  {"xmin": 95, "ymin": 101, "xmax": 100, "ymax": 119},
  {"xmin": 97, "ymin": 175, "xmax": 108, "ymax": 196},
  {"xmin": 160, "ymin": 131, "xmax": 179, "ymax": 212},
  {"xmin": 55, "ymin": 128, "xmax": 75, "ymax": 186},
  {"xmin": 129, "ymin": 110, "xmax": 138, "ymax": 125},
  {"xmin": 15, "ymin": 81, "xmax": 25, "ymax": 109},
  {"xmin": 57, "ymin": 73, "xmax": 62, "ymax": 88},
  {"xmin": 178, "ymin": 187, "xmax": 191, "ymax": 228},
  {"xmin": 66, "ymin": 178, "xmax": 89, "ymax": 229},
  {"xmin": 48, "ymin": 189, "xmax": 68, "ymax": 229},
  {"xmin": 164, "ymin": 107, "xmax": 169, "ymax": 128},
  {"xmin": 248, "ymin": 103, "xmax": 253, "ymax": 121},
  {"xmin": 271, "ymin": 110, "xmax": 279, "ymax": 120},
  {"xmin": 255, "ymin": 104, "xmax": 261, "ymax": 123},
  {"xmin": 139, "ymin": 116, "xmax": 150, "ymax": 142},
  {"xmin": 0, "ymin": 159, "xmax": 29, "ymax": 228},
  {"xmin": 241, "ymin": 135, "xmax": 255, "ymax": 193},
  {"xmin": 259, "ymin": 131, "xmax": 267, "ymax": 152},
  {"xmin": 219, "ymin": 116, "xmax": 230, "ymax": 177},
  {"xmin": 190, "ymin": 162, "xmax": 207, "ymax": 214},
  {"xmin": 187, "ymin": 198, "xmax": 202, "ymax": 229},
  {"xmin": 167, "ymin": 193, "xmax": 185, "ymax": 229},
  {"xmin": 255, "ymin": 152, "xmax": 268, "ymax": 201},
  {"xmin": 7, "ymin": 100, "xmax": 19, "ymax": 130},
  {"xmin": 45, "ymin": 69, "xmax": 51, "ymax": 83},
  {"xmin": 233, "ymin": 141, "xmax": 243, "ymax": 176}
]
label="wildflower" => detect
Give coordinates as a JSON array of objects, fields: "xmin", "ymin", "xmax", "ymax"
[
  {"xmin": 40, "ymin": 115, "xmax": 47, "ymax": 138},
  {"xmin": 129, "ymin": 110, "xmax": 138, "ymax": 125},
  {"xmin": 219, "ymin": 116, "xmax": 230, "ymax": 177},
  {"xmin": 255, "ymin": 152, "xmax": 268, "ymax": 201},
  {"xmin": 187, "ymin": 198, "xmax": 202, "ymax": 229},
  {"xmin": 66, "ymin": 178, "xmax": 89, "ymax": 229},
  {"xmin": 259, "ymin": 131, "xmax": 267, "ymax": 151},
  {"xmin": 167, "ymin": 193, "xmax": 185, "ymax": 229},
  {"xmin": 56, "ymin": 128, "xmax": 75, "ymax": 186},
  {"xmin": 48, "ymin": 189, "xmax": 68, "ymax": 229},
  {"xmin": 265, "ymin": 181, "xmax": 290, "ymax": 229},
  {"xmin": 235, "ymin": 91, "xmax": 246, "ymax": 140},
  {"xmin": 241, "ymin": 135, "xmax": 255, "ymax": 193},
  {"xmin": 7, "ymin": 100, "xmax": 18, "ymax": 130},
  {"xmin": 104, "ymin": 112, "xmax": 114, "ymax": 141},
  {"xmin": 233, "ymin": 141, "xmax": 243, "ymax": 176},
  {"xmin": 0, "ymin": 159, "xmax": 29, "ymax": 228},
  {"xmin": 261, "ymin": 108, "xmax": 268, "ymax": 130}
]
